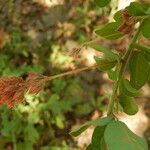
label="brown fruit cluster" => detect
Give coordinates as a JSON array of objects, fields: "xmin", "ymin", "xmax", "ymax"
[
  {"xmin": 67, "ymin": 47, "xmax": 82, "ymax": 58},
  {"xmin": 0, "ymin": 72, "xmax": 46, "ymax": 108},
  {"xmin": 118, "ymin": 9, "xmax": 137, "ymax": 34}
]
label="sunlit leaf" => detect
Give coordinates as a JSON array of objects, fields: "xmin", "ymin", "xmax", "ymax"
[
  {"xmin": 70, "ymin": 116, "xmax": 113, "ymax": 137},
  {"xmin": 104, "ymin": 120, "xmax": 148, "ymax": 150},
  {"xmin": 119, "ymin": 93, "xmax": 138, "ymax": 115},
  {"xmin": 107, "ymin": 63, "xmax": 120, "ymax": 81},
  {"xmin": 113, "ymin": 10, "xmax": 123, "ymax": 22},
  {"xmin": 120, "ymin": 79, "xmax": 141, "ymax": 97},
  {"xmin": 94, "ymin": 56, "xmax": 117, "ymax": 71},
  {"xmin": 141, "ymin": 18, "xmax": 150, "ymax": 39},
  {"xmin": 129, "ymin": 51, "xmax": 150, "ymax": 89},
  {"xmin": 132, "ymin": 43, "xmax": 150, "ymax": 53},
  {"xmin": 127, "ymin": 2, "xmax": 150, "ymax": 16},
  {"xmin": 88, "ymin": 43, "xmax": 119, "ymax": 61},
  {"xmin": 92, "ymin": 126, "xmax": 105, "ymax": 147},
  {"xmin": 95, "ymin": 22, "xmax": 124, "ymax": 40},
  {"xmin": 86, "ymin": 126, "xmax": 107, "ymax": 150}
]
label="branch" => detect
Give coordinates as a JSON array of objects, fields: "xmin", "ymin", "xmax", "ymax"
[
  {"xmin": 107, "ymin": 21, "xmax": 143, "ymax": 116},
  {"xmin": 44, "ymin": 60, "xmax": 116, "ymax": 81},
  {"xmin": 44, "ymin": 64, "xmax": 99, "ymax": 81}
]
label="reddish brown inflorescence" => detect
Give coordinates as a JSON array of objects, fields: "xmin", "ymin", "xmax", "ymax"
[
  {"xmin": 26, "ymin": 72, "xmax": 46, "ymax": 95},
  {"xmin": 0, "ymin": 73, "xmax": 46, "ymax": 108},
  {"xmin": 0, "ymin": 77, "xmax": 26, "ymax": 108},
  {"xmin": 67, "ymin": 47, "xmax": 82, "ymax": 58},
  {"xmin": 118, "ymin": 9, "xmax": 137, "ymax": 34}
]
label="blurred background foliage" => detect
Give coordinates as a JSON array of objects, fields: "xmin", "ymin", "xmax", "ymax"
[{"xmin": 0, "ymin": 0, "xmax": 150, "ymax": 150}]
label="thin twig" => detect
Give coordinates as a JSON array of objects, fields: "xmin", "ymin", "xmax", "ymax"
[
  {"xmin": 44, "ymin": 64, "xmax": 99, "ymax": 81},
  {"xmin": 44, "ymin": 60, "xmax": 117, "ymax": 81}
]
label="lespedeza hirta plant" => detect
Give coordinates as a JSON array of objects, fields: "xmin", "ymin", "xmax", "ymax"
[
  {"xmin": 0, "ymin": 1, "xmax": 149, "ymax": 150},
  {"xmin": 70, "ymin": 1, "xmax": 150, "ymax": 150}
]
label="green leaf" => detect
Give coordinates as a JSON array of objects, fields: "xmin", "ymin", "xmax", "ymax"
[
  {"xmin": 141, "ymin": 18, "xmax": 150, "ymax": 39},
  {"xmin": 92, "ymin": 126, "xmax": 105, "ymax": 147},
  {"xmin": 55, "ymin": 115, "xmax": 64, "ymax": 129},
  {"xmin": 113, "ymin": 10, "xmax": 123, "ymax": 22},
  {"xmin": 107, "ymin": 62, "xmax": 120, "ymax": 81},
  {"xmin": 132, "ymin": 43, "xmax": 150, "ymax": 53},
  {"xmin": 86, "ymin": 126, "xmax": 107, "ymax": 150},
  {"xmin": 144, "ymin": 53, "xmax": 150, "ymax": 62},
  {"xmin": 129, "ymin": 51, "xmax": 150, "ymax": 89},
  {"xmin": 127, "ymin": 2, "xmax": 150, "ymax": 16},
  {"xmin": 104, "ymin": 120, "xmax": 148, "ymax": 150},
  {"xmin": 76, "ymin": 103, "xmax": 93, "ymax": 115},
  {"xmin": 120, "ymin": 79, "xmax": 141, "ymax": 97},
  {"xmin": 119, "ymin": 94, "xmax": 139, "ymax": 115},
  {"xmin": 0, "ymin": 54, "xmax": 8, "ymax": 70},
  {"xmin": 24, "ymin": 124, "xmax": 39, "ymax": 143},
  {"xmin": 100, "ymin": 137, "xmax": 108, "ymax": 150},
  {"xmin": 86, "ymin": 144, "xmax": 93, "ymax": 150},
  {"xmin": 70, "ymin": 116, "xmax": 113, "ymax": 137},
  {"xmin": 88, "ymin": 43, "xmax": 119, "ymax": 61},
  {"xmin": 146, "ymin": 8, "xmax": 150, "ymax": 15},
  {"xmin": 95, "ymin": 0, "xmax": 111, "ymax": 7},
  {"xmin": 94, "ymin": 56, "xmax": 117, "ymax": 71},
  {"xmin": 107, "ymin": 70, "xmax": 118, "ymax": 81},
  {"xmin": 17, "ymin": 142, "xmax": 33, "ymax": 150},
  {"xmin": 95, "ymin": 22, "xmax": 124, "ymax": 40}
]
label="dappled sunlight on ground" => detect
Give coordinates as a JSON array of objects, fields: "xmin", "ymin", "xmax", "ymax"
[{"xmin": 34, "ymin": 0, "xmax": 64, "ymax": 8}]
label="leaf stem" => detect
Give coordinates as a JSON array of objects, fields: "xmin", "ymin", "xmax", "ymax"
[{"xmin": 107, "ymin": 22, "xmax": 143, "ymax": 116}]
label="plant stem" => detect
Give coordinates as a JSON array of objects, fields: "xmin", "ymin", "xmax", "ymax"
[
  {"xmin": 45, "ymin": 64, "xmax": 99, "ymax": 81},
  {"xmin": 107, "ymin": 24, "xmax": 142, "ymax": 116},
  {"xmin": 44, "ymin": 61, "xmax": 117, "ymax": 81}
]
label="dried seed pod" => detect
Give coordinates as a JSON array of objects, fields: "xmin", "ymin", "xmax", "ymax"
[
  {"xmin": 0, "ymin": 72, "xmax": 47, "ymax": 108},
  {"xmin": 0, "ymin": 77, "xmax": 26, "ymax": 108},
  {"xmin": 121, "ymin": 9, "xmax": 131, "ymax": 20},
  {"xmin": 118, "ymin": 22, "xmax": 134, "ymax": 34},
  {"xmin": 118, "ymin": 10, "xmax": 137, "ymax": 35},
  {"xmin": 25, "ymin": 72, "xmax": 46, "ymax": 95},
  {"xmin": 67, "ymin": 47, "xmax": 82, "ymax": 58}
]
